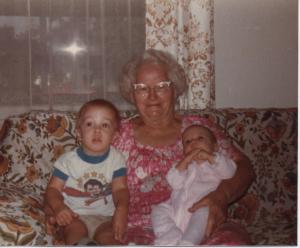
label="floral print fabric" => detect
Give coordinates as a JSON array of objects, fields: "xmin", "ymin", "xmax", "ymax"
[{"xmin": 0, "ymin": 109, "xmax": 297, "ymax": 245}]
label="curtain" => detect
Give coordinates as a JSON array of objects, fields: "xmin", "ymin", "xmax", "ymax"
[
  {"xmin": 0, "ymin": 0, "xmax": 145, "ymax": 121},
  {"xmin": 145, "ymin": 0, "xmax": 215, "ymax": 109}
]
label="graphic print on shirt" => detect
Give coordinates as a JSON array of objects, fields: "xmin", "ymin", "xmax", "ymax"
[{"xmin": 63, "ymin": 170, "xmax": 112, "ymax": 206}]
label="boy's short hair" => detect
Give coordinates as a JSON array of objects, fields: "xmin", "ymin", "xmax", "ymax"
[{"xmin": 77, "ymin": 99, "xmax": 121, "ymax": 129}]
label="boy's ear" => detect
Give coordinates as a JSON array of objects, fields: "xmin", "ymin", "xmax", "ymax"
[{"xmin": 75, "ymin": 128, "xmax": 81, "ymax": 140}]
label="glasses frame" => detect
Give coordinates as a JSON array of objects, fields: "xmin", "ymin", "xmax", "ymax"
[{"xmin": 132, "ymin": 81, "xmax": 172, "ymax": 97}]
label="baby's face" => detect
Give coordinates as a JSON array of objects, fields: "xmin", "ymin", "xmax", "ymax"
[{"xmin": 182, "ymin": 126, "xmax": 217, "ymax": 155}]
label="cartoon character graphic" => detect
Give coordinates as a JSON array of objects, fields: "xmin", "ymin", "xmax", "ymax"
[
  {"xmin": 83, "ymin": 179, "xmax": 111, "ymax": 206},
  {"xmin": 63, "ymin": 178, "xmax": 112, "ymax": 206}
]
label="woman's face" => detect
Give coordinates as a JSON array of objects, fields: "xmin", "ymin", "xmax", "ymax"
[{"xmin": 132, "ymin": 63, "xmax": 176, "ymax": 123}]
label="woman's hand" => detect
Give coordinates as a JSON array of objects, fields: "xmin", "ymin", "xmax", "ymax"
[
  {"xmin": 188, "ymin": 189, "xmax": 228, "ymax": 238},
  {"xmin": 188, "ymin": 155, "xmax": 255, "ymax": 238}
]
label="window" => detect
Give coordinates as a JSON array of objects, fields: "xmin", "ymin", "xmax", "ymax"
[{"xmin": 0, "ymin": 0, "xmax": 145, "ymax": 120}]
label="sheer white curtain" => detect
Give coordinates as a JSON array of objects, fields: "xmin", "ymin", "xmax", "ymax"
[
  {"xmin": 0, "ymin": 0, "xmax": 145, "ymax": 121},
  {"xmin": 0, "ymin": 0, "xmax": 214, "ymax": 123},
  {"xmin": 145, "ymin": 0, "xmax": 215, "ymax": 109}
]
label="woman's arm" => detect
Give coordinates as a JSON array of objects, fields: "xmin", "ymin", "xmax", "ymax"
[
  {"xmin": 189, "ymin": 153, "xmax": 255, "ymax": 237},
  {"xmin": 216, "ymin": 154, "xmax": 255, "ymax": 204}
]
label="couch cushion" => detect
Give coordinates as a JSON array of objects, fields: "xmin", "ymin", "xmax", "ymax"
[
  {"xmin": 0, "ymin": 108, "xmax": 297, "ymax": 245},
  {"xmin": 224, "ymin": 108, "xmax": 297, "ymax": 245},
  {"xmin": 245, "ymin": 220, "xmax": 297, "ymax": 245},
  {"xmin": 0, "ymin": 111, "xmax": 78, "ymax": 193},
  {"xmin": 0, "ymin": 182, "xmax": 52, "ymax": 245}
]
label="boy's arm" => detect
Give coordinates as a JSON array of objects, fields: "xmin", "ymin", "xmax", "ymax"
[
  {"xmin": 112, "ymin": 175, "xmax": 129, "ymax": 243},
  {"xmin": 45, "ymin": 176, "xmax": 78, "ymax": 226},
  {"xmin": 45, "ymin": 176, "xmax": 65, "ymax": 211}
]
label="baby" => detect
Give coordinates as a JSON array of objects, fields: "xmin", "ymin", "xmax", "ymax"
[
  {"xmin": 44, "ymin": 99, "xmax": 129, "ymax": 245},
  {"xmin": 151, "ymin": 124, "xmax": 237, "ymax": 246}
]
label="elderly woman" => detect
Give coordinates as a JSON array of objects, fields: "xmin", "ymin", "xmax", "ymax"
[
  {"xmin": 98, "ymin": 49, "xmax": 254, "ymax": 245},
  {"xmin": 46, "ymin": 49, "xmax": 254, "ymax": 245}
]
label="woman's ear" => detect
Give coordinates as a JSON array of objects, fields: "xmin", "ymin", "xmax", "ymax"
[
  {"xmin": 130, "ymin": 91, "xmax": 136, "ymax": 104},
  {"xmin": 172, "ymin": 85, "xmax": 177, "ymax": 99}
]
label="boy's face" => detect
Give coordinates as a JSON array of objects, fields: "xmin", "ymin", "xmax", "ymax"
[
  {"xmin": 76, "ymin": 105, "xmax": 117, "ymax": 156},
  {"xmin": 182, "ymin": 126, "xmax": 218, "ymax": 155}
]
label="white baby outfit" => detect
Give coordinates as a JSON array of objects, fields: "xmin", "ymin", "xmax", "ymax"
[{"xmin": 151, "ymin": 151, "xmax": 237, "ymax": 246}]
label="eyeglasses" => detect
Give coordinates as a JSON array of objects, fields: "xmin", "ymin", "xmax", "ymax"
[{"xmin": 132, "ymin": 81, "xmax": 172, "ymax": 97}]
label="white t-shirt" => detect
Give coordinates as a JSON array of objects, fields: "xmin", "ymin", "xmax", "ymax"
[{"xmin": 53, "ymin": 146, "xmax": 126, "ymax": 216}]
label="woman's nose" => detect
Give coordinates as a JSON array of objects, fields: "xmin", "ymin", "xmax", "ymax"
[{"xmin": 148, "ymin": 87, "xmax": 158, "ymax": 99}]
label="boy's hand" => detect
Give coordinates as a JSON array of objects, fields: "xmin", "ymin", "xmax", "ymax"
[
  {"xmin": 112, "ymin": 206, "xmax": 128, "ymax": 243},
  {"xmin": 55, "ymin": 205, "xmax": 78, "ymax": 226}
]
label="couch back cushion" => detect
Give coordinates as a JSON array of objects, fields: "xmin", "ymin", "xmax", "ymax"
[
  {"xmin": 0, "ymin": 109, "xmax": 228, "ymax": 192},
  {"xmin": 0, "ymin": 108, "xmax": 297, "ymax": 223},
  {"xmin": 225, "ymin": 109, "xmax": 297, "ymax": 224},
  {"xmin": 0, "ymin": 111, "xmax": 78, "ymax": 193}
]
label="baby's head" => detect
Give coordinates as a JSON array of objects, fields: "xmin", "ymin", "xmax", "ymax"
[
  {"xmin": 76, "ymin": 99, "xmax": 120, "ymax": 156},
  {"xmin": 182, "ymin": 124, "xmax": 218, "ymax": 155}
]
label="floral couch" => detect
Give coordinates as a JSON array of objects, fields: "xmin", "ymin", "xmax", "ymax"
[{"xmin": 0, "ymin": 108, "xmax": 297, "ymax": 246}]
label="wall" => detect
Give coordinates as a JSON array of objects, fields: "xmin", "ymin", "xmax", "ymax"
[{"xmin": 214, "ymin": 0, "xmax": 298, "ymax": 108}]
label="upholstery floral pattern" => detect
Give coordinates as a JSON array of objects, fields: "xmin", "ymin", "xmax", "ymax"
[
  {"xmin": 0, "ymin": 111, "xmax": 79, "ymax": 245},
  {"xmin": 146, "ymin": 0, "xmax": 215, "ymax": 109},
  {"xmin": 225, "ymin": 108, "xmax": 297, "ymax": 245},
  {"xmin": 0, "ymin": 108, "xmax": 297, "ymax": 245}
]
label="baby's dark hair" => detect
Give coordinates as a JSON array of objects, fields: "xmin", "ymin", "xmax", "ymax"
[
  {"xmin": 77, "ymin": 99, "xmax": 121, "ymax": 129},
  {"xmin": 183, "ymin": 124, "xmax": 217, "ymax": 144}
]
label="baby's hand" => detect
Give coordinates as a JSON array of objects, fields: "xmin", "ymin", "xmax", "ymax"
[
  {"xmin": 55, "ymin": 206, "xmax": 78, "ymax": 226},
  {"xmin": 192, "ymin": 149, "xmax": 215, "ymax": 165}
]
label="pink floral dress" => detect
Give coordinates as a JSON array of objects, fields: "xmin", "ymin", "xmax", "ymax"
[{"xmin": 112, "ymin": 115, "xmax": 245, "ymax": 245}]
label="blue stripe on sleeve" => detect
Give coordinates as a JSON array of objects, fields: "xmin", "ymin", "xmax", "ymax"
[
  {"xmin": 113, "ymin": 167, "xmax": 126, "ymax": 178},
  {"xmin": 53, "ymin": 168, "xmax": 69, "ymax": 181}
]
